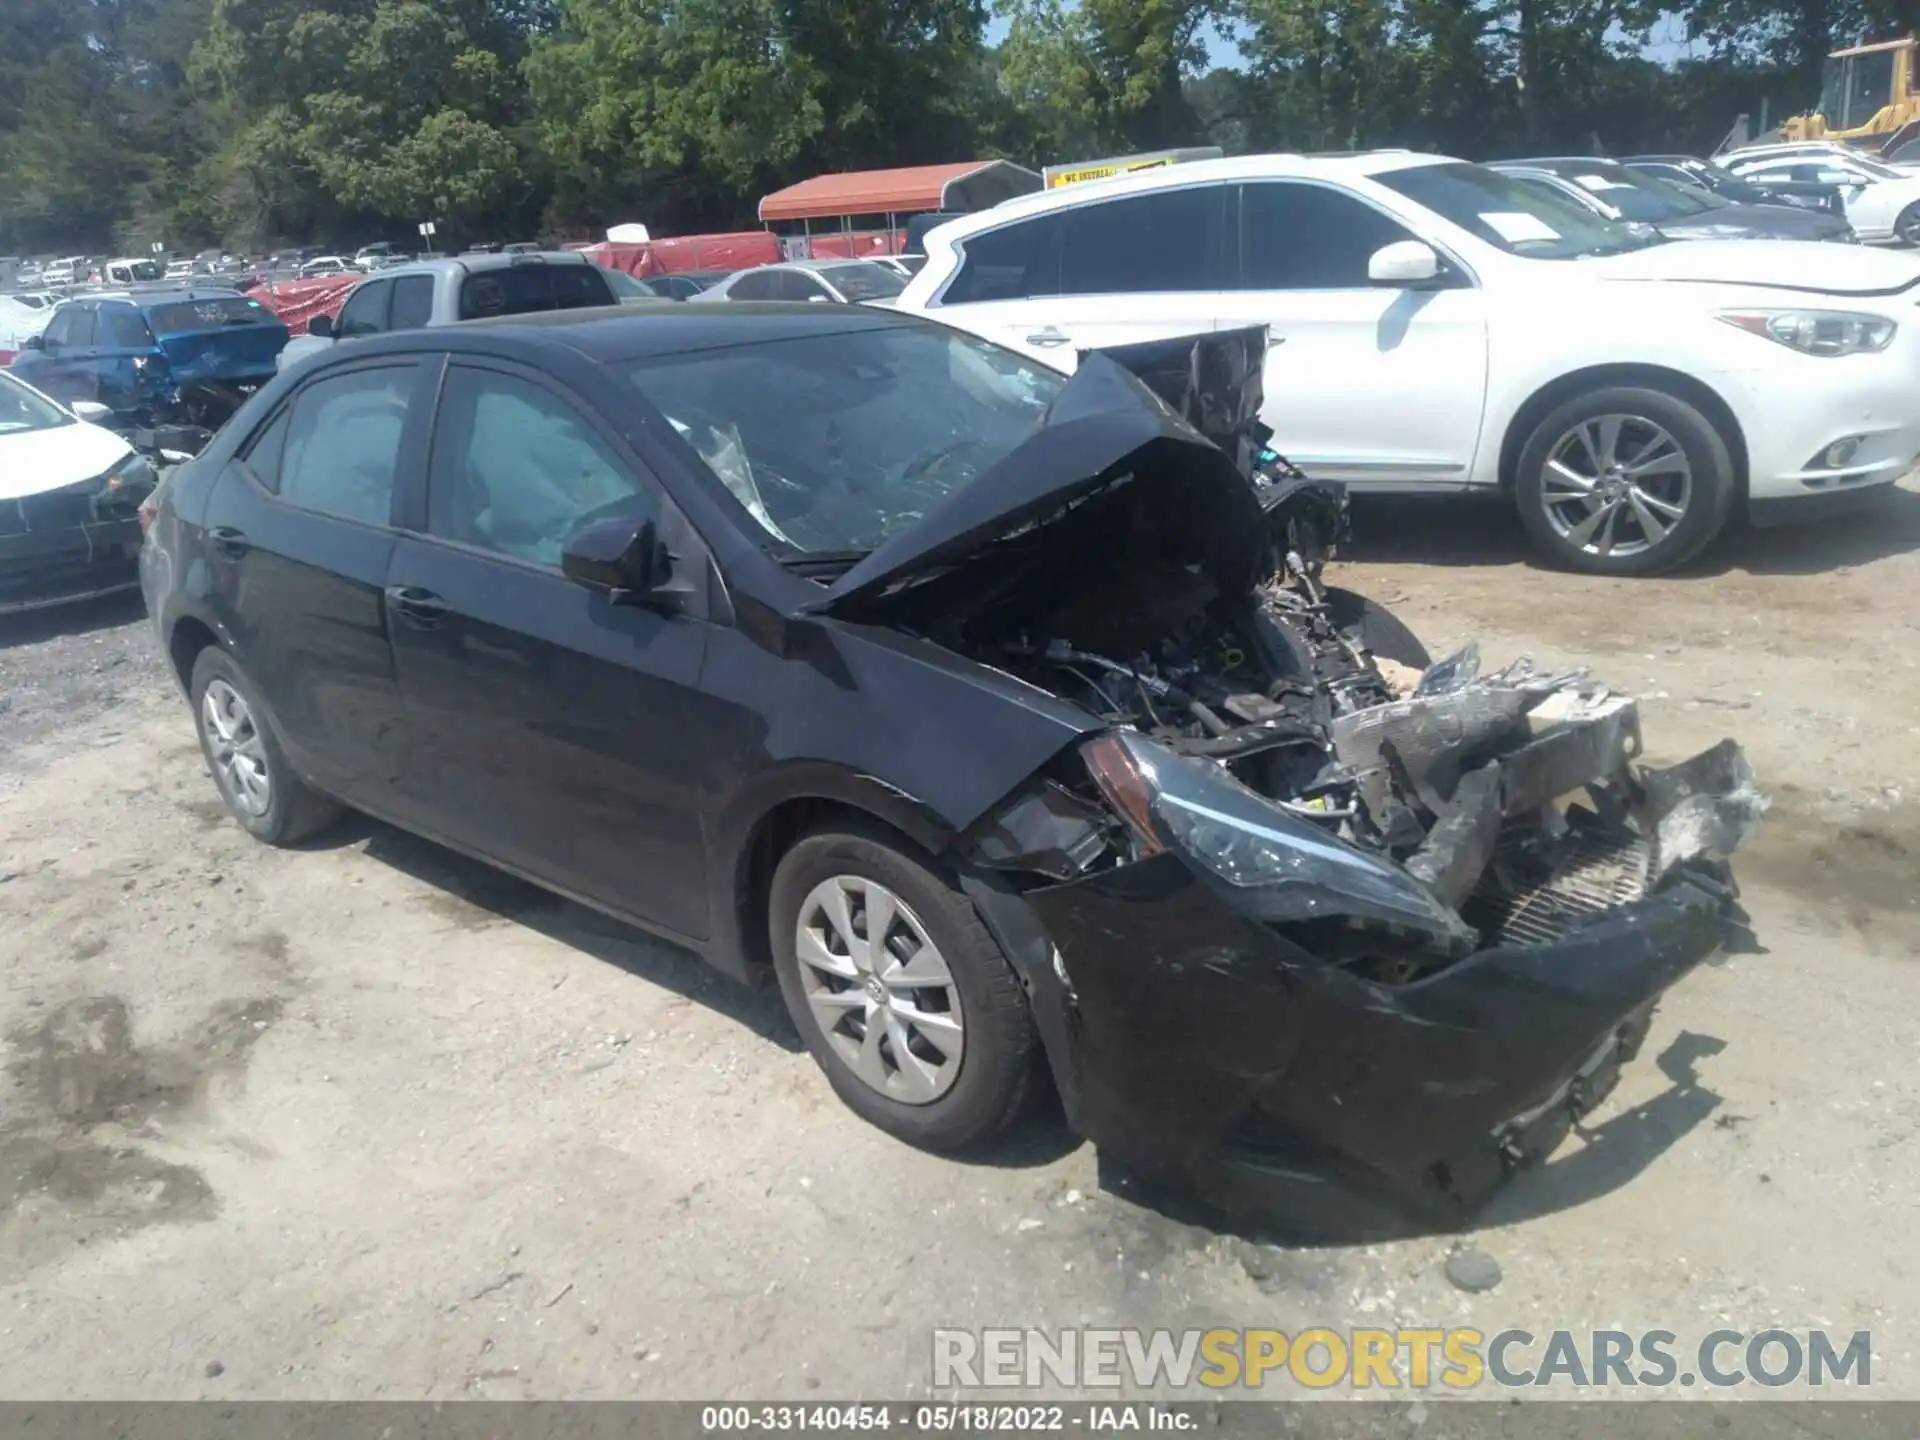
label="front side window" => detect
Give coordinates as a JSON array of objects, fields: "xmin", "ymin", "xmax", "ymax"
[
  {"xmin": 1238, "ymin": 182, "xmax": 1421, "ymax": 289},
  {"xmin": 278, "ymin": 365, "xmax": 417, "ymax": 525},
  {"xmin": 336, "ymin": 282, "xmax": 391, "ymax": 338},
  {"xmin": 1057, "ymin": 185, "xmax": 1227, "ymax": 295},
  {"xmin": 626, "ymin": 323, "xmax": 1064, "ymax": 555},
  {"xmin": 41, "ymin": 308, "xmax": 77, "ymax": 348},
  {"xmin": 429, "ymin": 367, "xmax": 654, "ymax": 567},
  {"xmin": 1377, "ymin": 161, "xmax": 1650, "ymax": 259}
]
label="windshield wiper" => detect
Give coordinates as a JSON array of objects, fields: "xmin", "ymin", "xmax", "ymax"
[{"xmin": 776, "ymin": 548, "xmax": 870, "ymax": 576}]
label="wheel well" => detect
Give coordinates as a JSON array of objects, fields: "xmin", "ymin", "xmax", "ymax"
[
  {"xmin": 732, "ymin": 797, "xmax": 931, "ymax": 975},
  {"xmin": 166, "ymin": 617, "xmax": 220, "ymax": 692},
  {"xmin": 1498, "ymin": 365, "xmax": 1749, "ymax": 498}
]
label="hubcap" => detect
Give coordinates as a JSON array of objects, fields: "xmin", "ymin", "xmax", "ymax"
[
  {"xmin": 1541, "ymin": 414, "xmax": 1693, "ymax": 559},
  {"xmin": 200, "ymin": 678, "xmax": 272, "ymax": 817},
  {"xmin": 794, "ymin": 875, "xmax": 965, "ymax": 1104}
]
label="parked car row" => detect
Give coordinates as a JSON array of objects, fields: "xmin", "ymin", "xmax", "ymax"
[{"xmin": 893, "ymin": 149, "xmax": 1920, "ymax": 575}]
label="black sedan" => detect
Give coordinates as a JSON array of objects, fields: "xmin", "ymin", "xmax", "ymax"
[
  {"xmin": 1490, "ymin": 156, "xmax": 1856, "ymax": 241},
  {"xmin": 139, "ymin": 305, "xmax": 1760, "ymax": 1235}
]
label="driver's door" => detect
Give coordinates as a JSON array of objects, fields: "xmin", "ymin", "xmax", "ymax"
[{"xmin": 385, "ymin": 358, "xmax": 718, "ymax": 938}]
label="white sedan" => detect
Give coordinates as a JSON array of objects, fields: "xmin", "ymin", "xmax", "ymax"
[
  {"xmin": 1721, "ymin": 145, "xmax": 1920, "ymax": 243},
  {"xmin": 896, "ymin": 150, "xmax": 1920, "ymax": 574},
  {"xmin": 0, "ymin": 372, "xmax": 158, "ymax": 612},
  {"xmin": 0, "ymin": 291, "xmax": 60, "ymax": 360},
  {"xmin": 688, "ymin": 260, "xmax": 908, "ymax": 307}
]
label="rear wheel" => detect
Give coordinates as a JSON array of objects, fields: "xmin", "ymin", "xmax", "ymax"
[
  {"xmin": 1513, "ymin": 385, "xmax": 1734, "ymax": 576},
  {"xmin": 768, "ymin": 823, "xmax": 1036, "ymax": 1152},
  {"xmin": 189, "ymin": 647, "xmax": 342, "ymax": 845}
]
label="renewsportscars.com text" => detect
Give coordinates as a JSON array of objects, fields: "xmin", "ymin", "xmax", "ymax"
[{"xmin": 932, "ymin": 1327, "xmax": 1874, "ymax": 1391}]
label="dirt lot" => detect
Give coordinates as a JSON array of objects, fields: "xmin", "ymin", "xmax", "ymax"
[{"xmin": 2, "ymin": 488, "xmax": 1917, "ymax": 1401}]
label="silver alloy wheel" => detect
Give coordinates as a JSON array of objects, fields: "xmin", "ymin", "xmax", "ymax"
[
  {"xmin": 794, "ymin": 875, "xmax": 965, "ymax": 1104},
  {"xmin": 1540, "ymin": 413, "xmax": 1693, "ymax": 560},
  {"xmin": 201, "ymin": 678, "xmax": 272, "ymax": 817},
  {"xmin": 1901, "ymin": 208, "xmax": 1920, "ymax": 245}
]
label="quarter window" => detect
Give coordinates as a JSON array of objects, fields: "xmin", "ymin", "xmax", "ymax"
[
  {"xmin": 427, "ymin": 367, "xmax": 655, "ymax": 568},
  {"xmin": 278, "ymin": 366, "xmax": 416, "ymax": 525},
  {"xmin": 241, "ymin": 409, "xmax": 291, "ymax": 491},
  {"xmin": 1237, "ymin": 183, "xmax": 1418, "ymax": 289}
]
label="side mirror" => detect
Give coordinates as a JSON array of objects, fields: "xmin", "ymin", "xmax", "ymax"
[
  {"xmin": 71, "ymin": 400, "xmax": 113, "ymax": 423},
  {"xmin": 307, "ymin": 314, "xmax": 334, "ymax": 338},
  {"xmin": 561, "ymin": 516, "xmax": 676, "ymax": 605},
  {"xmin": 1367, "ymin": 240, "xmax": 1441, "ymax": 286},
  {"xmin": 21, "ymin": 334, "xmax": 43, "ymax": 351}
]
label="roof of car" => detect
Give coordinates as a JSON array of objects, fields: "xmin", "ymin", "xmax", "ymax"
[
  {"xmin": 927, "ymin": 150, "xmax": 1459, "ymax": 236},
  {"xmin": 1495, "ymin": 156, "xmax": 1625, "ymax": 170},
  {"xmin": 355, "ymin": 250, "xmax": 596, "ymax": 281},
  {"xmin": 62, "ymin": 287, "xmax": 255, "ymax": 310},
  {"xmin": 354, "ymin": 300, "xmax": 917, "ymax": 364}
]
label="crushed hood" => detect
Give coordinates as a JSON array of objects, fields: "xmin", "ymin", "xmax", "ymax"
[
  {"xmin": 803, "ymin": 351, "xmax": 1268, "ymax": 620},
  {"xmin": 1587, "ymin": 237, "xmax": 1920, "ymax": 296}
]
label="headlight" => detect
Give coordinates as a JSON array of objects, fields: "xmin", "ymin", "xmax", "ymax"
[
  {"xmin": 1081, "ymin": 731, "xmax": 1476, "ymax": 950},
  {"xmin": 1719, "ymin": 309, "xmax": 1896, "ymax": 356},
  {"xmin": 101, "ymin": 451, "xmax": 157, "ymax": 496}
]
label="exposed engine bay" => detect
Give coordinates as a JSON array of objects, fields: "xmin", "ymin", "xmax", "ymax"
[{"xmin": 943, "ymin": 328, "xmax": 1767, "ymax": 981}]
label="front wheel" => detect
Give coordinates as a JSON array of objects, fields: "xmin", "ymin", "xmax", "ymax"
[
  {"xmin": 768, "ymin": 823, "xmax": 1037, "ymax": 1152},
  {"xmin": 1513, "ymin": 385, "xmax": 1734, "ymax": 576},
  {"xmin": 1896, "ymin": 202, "xmax": 1920, "ymax": 246}
]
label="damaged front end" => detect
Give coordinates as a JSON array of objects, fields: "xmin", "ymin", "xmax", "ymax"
[{"xmin": 939, "ymin": 328, "xmax": 1766, "ymax": 1235}]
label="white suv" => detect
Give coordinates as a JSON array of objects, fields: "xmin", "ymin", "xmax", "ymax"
[{"xmin": 896, "ymin": 151, "xmax": 1920, "ymax": 574}]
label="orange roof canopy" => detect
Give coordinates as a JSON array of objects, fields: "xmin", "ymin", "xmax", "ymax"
[{"xmin": 759, "ymin": 161, "xmax": 1039, "ymax": 222}]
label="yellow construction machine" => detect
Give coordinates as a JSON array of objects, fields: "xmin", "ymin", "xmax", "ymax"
[{"xmin": 1781, "ymin": 36, "xmax": 1920, "ymax": 160}]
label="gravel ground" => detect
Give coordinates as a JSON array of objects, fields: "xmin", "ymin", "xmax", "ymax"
[{"xmin": 1, "ymin": 488, "xmax": 1916, "ymax": 1401}]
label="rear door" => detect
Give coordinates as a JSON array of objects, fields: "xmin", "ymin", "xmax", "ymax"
[
  {"xmin": 1219, "ymin": 180, "xmax": 1489, "ymax": 490},
  {"xmin": 384, "ymin": 360, "xmax": 717, "ymax": 938},
  {"xmin": 94, "ymin": 302, "xmax": 158, "ymax": 413},
  {"xmin": 201, "ymin": 358, "xmax": 430, "ymax": 804},
  {"xmin": 930, "ymin": 184, "xmax": 1229, "ymax": 365}
]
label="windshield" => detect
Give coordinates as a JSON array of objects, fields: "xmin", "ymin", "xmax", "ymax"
[
  {"xmin": 1379, "ymin": 161, "xmax": 1652, "ymax": 258},
  {"xmin": 1547, "ymin": 163, "xmax": 1715, "ymax": 219},
  {"xmin": 820, "ymin": 263, "xmax": 907, "ymax": 301},
  {"xmin": 0, "ymin": 372, "xmax": 72, "ymax": 435},
  {"xmin": 117, "ymin": 259, "xmax": 163, "ymax": 282},
  {"xmin": 147, "ymin": 295, "xmax": 278, "ymax": 333},
  {"xmin": 1841, "ymin": 50, "xmax": 1897, "ymax": 129},
  {"xmin": 626, "ymin": 325, "xmax": 1064, "ymax": 555},
  {"xmin": 1691, "ymin": 162, "xmax": 1771, "ymax": 204}
]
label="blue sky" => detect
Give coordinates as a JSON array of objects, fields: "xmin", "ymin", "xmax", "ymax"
[{"xmin": 981, "ymin": 12, "xmax": 1706, "ymax": 68}]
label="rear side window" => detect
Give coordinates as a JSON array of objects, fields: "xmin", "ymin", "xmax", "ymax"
[
  {"xmin": 457, "ymin": 263, "xmax": 612, "ymax": 320},
  {"xmin": 101, "ymin": 307, "xmax": 155, "ymax": 348},
  {"xmin": 278, "ymin": 365, "xmax": 418, "ymax": 526},
  {"xmin": 728, "ymin": 271, "xmax": 779, "ymax": 300},
  {"xmin": 1057, "ymin": 185, "xmax": 1227, "ymax": 295},
  {"xmin": 944, "ymin": 215, "xmax": 1061, "ymax": 304},
  {"xmin": 1237, "ymin": 182, "xmax": 1416, "ymax": 289},
  {"xmin": 147, "ymin": 296, "xmax": 275, "ymax": 333}
]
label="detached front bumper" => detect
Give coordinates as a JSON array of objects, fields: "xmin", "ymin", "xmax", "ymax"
[
  {"xmin": 1022, "ymin": 851, "xmax": 1736, "ymax": 1238},
  {"xmin": 0, "ymin": 517, "xmax": 144, "ymax": 615}
]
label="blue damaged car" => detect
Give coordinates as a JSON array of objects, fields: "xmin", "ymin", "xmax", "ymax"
[{"xmin": 9, "ymin": 289, "xmax": 289, "ymax": 437}]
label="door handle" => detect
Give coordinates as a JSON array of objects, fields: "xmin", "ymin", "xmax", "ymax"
[
  {"xmin": 385, "ymin": 584, "xmax": 447, "ymax": 628},
  {"xmin": 207, "ymin": 525, "xmax": 249, "ymax": 559},
  {"xmin": 1025, "ymin": 327, "xmax": 1071, "ymax": 347}
]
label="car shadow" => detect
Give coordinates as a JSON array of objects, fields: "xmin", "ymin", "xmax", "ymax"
[
  {"xmin": 1343, "ymin": 485, "xmax": 1920, "ymax": 576},
  {"xmin": 0, "ymin": 588, "xmax": 145, "ymax": 649},
  {"xmin": 324, "ymin": 811, "xmax": 805, "ymax": 1055},
  {"xmin": 1091, "ymin": 1030, "xmax": 1728, "ymax": 1249}
]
